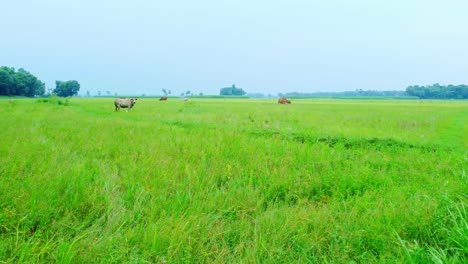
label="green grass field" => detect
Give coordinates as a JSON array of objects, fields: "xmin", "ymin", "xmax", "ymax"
[{"xmin": 1, "ymin": 97, "xmax": 467, "ymax": 263}]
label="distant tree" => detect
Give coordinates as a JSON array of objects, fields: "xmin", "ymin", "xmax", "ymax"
[
  {"xmin": 0, "ymin": 66, "xmax": 45, "ymax": 97},
  {"xmin": 186, "ymin": 90, "xmax": 191, "ymax": 96},
  {"xmin": 219, "ymin": 84, "xmax": 246, "ymax": 96},
  {"xmin": 247, "ymin": 93, "xmax": 266, "ymax": 98},
  {"xmin": 86, "ymin": 90, "xmax": 90, "ymax": 97},
  {"xmin": 0, "ymin": 67, "xmax": 16, "ymax": 96},
  {"xmin": 199, "ymin": 92, "xmax": 203, "ymax": 96},
  {"xmin": 406, "ymin": 84, "xmax": 468, "ymax": 99},
  {"xmin": 53, "ymin": 80, "xmax": 80, "ymax": 97},
  {"xmin": 278, "ymin": 90, "xmax": 408, "ymax": 98},
  {"xmin": 168, "ymin": 90, "xmax": 172, "ymax": 95},
  {"xmin": 106, "ymin": 90, "xmax": 111, "ymax": 96},
  {"xmin": 180, "ymin": 92, "xmax": 185, "ymax": 97},
  {"xmin": 98, "ymin": 91, "xmax": 101, "ymax": 96},
  {"xmin": 162, "ymin": 88, "xmax": 168, "ymax": 96}
]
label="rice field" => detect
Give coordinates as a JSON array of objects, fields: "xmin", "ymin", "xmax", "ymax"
[{"xmin": 0, "ymin": 97, "xmax": 467, "ymax": 262}]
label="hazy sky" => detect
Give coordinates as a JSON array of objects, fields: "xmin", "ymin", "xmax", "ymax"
[{"xmin": 1, "ymin": 0, "xmax": 467, "ymax": 95}]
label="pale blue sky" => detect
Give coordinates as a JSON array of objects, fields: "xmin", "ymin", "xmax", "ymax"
[{"xmin": 1, "ymin": 0, "xmax": 467, "ymax": 95}]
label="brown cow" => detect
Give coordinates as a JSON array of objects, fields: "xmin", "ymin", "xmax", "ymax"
[
  {"xmin": 278, "ymin": 97, "xmax": 291, "ymax": 104},
  {"xmin": 159, "ymin": 97, "xmax": 168, "ymax": 101}
]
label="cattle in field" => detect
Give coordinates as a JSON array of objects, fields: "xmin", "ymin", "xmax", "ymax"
[
  {"xmin": 159, "ymin": 97, "xmax": 168, "ymax": 101},
  {"xmin": 114, "ymin": 98, "xmax": 138, "ymax": 112},
  {"xmin": 278, "ymin": 97, "xmax": 291, "ymax": 104}
]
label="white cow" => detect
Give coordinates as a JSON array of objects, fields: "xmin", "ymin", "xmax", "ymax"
[{"xmin": 114, "ymin": 98, "xmax": 138, "ymax": 112}]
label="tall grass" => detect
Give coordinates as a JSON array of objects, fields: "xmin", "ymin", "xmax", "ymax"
[{"xmin": 0, "ymin": 98, "xmax": 467, "ymax": 262}]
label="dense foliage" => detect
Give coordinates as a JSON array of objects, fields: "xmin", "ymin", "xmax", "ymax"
[
  {"xmin": 220, "ymin": 84, "xmax": 246, "ymax": 96},
  {"xmin": 406, "ymin": 84, "xmax": 468, "ymax": 99},
  {"xmin": 53, "ymin": 80, "xmax": 80, "ymax": 97},
  {"xmin": 0, "ymin": 66, "xmax": 45, "ymax": 97}
]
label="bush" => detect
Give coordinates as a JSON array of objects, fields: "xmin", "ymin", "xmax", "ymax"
[{"xmin": 36, "ymin": 95, "xmax": 69, "ymax": 106}]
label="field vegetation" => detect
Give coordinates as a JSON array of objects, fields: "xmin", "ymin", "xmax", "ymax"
[{"xmin": 0, "ymin": 97, "xmax": 467, "ymax": 262}]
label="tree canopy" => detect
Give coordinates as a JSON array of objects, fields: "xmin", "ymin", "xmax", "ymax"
[
  {"xmin": 406, "ymin": 84, "xmax": 468, "ymax": 99},
  {"xmin": 219, "ymin": 84, "xmax": 246, "ymax": 96},
  {"xmin": 53, "ymin": 80, "xmax": 80, "ymax": 97},
  {"xmin": 0, "ymin": 66, "xmax": 45, "ymax": 97}
]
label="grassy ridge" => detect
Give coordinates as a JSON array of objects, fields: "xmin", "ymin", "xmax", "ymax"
[{"xmin": 0, "ymin": 98, "xmax": 467, "ymax": 262}]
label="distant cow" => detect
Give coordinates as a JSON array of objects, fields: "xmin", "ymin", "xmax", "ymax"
[
  {"xmin": 114, "ymin": 98, "xmax": 138, "ymax": 112},
  {"xmin": 278, "ymin": 97, "xmax": 291, "ymax": 104},
  {"xmin": 159, "ymin": 97, "xmax": 168, "ymax": 101}
]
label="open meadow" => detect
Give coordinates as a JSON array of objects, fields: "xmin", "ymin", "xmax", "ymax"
[{"xmin": 0, "ymin": 97, "xmax": 467, "ymax": 262}]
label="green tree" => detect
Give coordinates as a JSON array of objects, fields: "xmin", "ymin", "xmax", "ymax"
[
  {"xmin": 219, "ymin": 84, "xmax": 246, "ymax": 96},
  {"xmin": 15, "ymin": 69, "xmax": 45, "ymax": 97},
  {"xmin": 0, "ymin": 66, "xmax": 45, "ymax": 97},
  {"xmin": 406, "ymin": 84, "xmax": 468, "ymax": 99},
  {"xmin": 53, "ymin": 80, "xmax": 80, "ymax": 97},
  {"xmin": 0, "ymin": 67, "xmax": 16, "ymax": 95}
]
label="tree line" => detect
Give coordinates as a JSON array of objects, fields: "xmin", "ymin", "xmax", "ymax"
[
  {"xmin": 2, "ymin": 65, "xmax": 467, "ymax": 99},
  {"xmin": 406, "ymin": 84, "xmax": 468, "ymax": 99},
  {"xmin": 0, "ymin": 66, "xmax": 45, "ymax": 97},
  {"xmin": 278, "ymin": 90, "xmax": 408, "ymax": 98},
  {"xmin": 277, "ymin": 85, "xmax": 468, "ymax": 99},
  {"xmin": 0, "ymin": 66, "xmax": 80, "ymax": 97}
]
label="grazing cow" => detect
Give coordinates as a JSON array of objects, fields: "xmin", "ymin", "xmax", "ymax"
[
  {"xmin": 9, "ymin": 99, "xmax": 14, "ymax": 104},
  {"xmin": 159, "ymin": 97, "xmax": 168, "ymax": 101},
  {"xmin": 114, "ymin": 98, "xmax": 138, "ymax": 112},
  {"xmin": 278, "ymin": 97, "xmax": 291, "ymax": 104}
]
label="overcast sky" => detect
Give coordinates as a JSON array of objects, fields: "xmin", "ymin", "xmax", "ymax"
[{"xmin": 1, "ymin": 0, "xmax": 467, "ymax": 95}]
